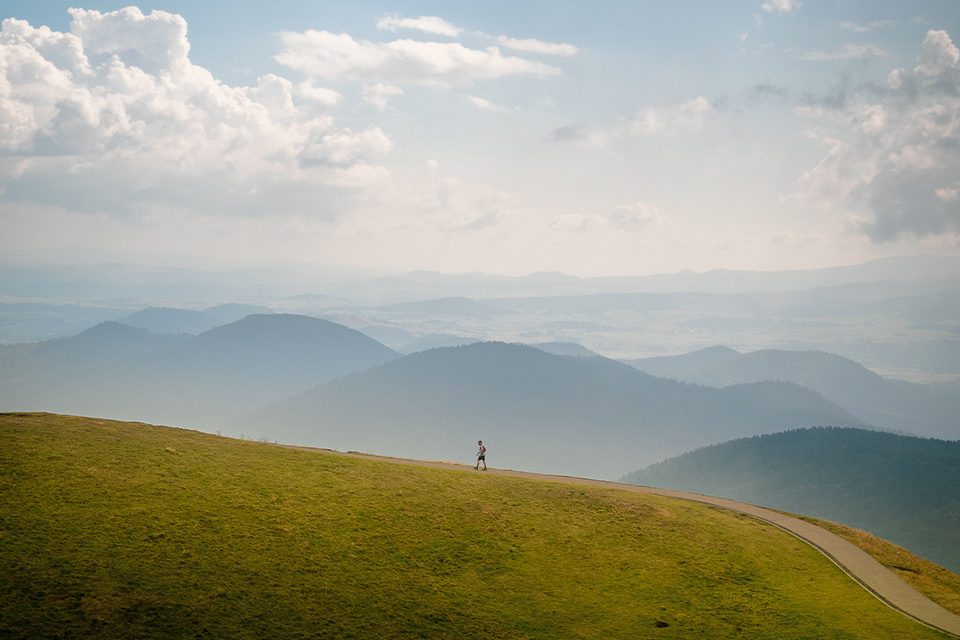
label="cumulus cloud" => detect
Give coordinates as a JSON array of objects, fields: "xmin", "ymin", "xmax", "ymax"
[
  {"xmin": 761, "ymin": 0, "xmax": 798, "ymax": 13},
  {"xmin": 275, "ymin": 30, "xmax": 560, "ymax": 86},
  {"xmin": 610, "ymin": 202, "xmax": 664, "ymax": 229},
  {"xmin": 299, "ymin": 128, "xmax": 393, "ymax": 167},
  {"xmin": 296, "ymin": 80, "xmax": 343, "ymax": 108},
  {"xmin": 362, "ymin": 83, "xmax": 403, "ymax": 111},
  {"xmin": 792, "ymin": 30, "xmax": 960, "ymax": 241},
  {"xmin": 0, "ymin": 9, "xmax": 391, "ymax": 219},
  {"xmin": 376, "ymin": 15, "xmax": 462, "ymax": 37},
  {"xmin": 68, "ymin": 6, "xmax": 189, "ymax": 73},
  {"xmin": 496, "ymin": 36, "xmax": 578, "ymax": 56}
]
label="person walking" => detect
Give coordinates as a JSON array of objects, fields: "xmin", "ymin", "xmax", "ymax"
[{"xmin": 475, "ymin": 440, "xmax": 487, "ymax": 471}]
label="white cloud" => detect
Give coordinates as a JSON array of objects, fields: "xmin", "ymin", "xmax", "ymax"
[
  {"xmin": 376, "ymin": 15, "xmax": 462, "ymax": 38},
  {"xmin": 431, "ymin": 177, "xmax": 521, "ymax": 231},
  {"xmin": 299, "ymin": 128, "xmax": 393, "ymax": 167},
  {"xmin": 627, "ymin": 96, "xmax": 714, "ymax": 135},
  {"xmin": 792, "ymin": 30, "xmax": 960, "ymax": 240},
  {"xmin": 915, "ymin": 29, "xmax": 960, "ymax": 76},
  {"xmin": 496, "ymin": 36, "xmax": 578, "ymax": 56},
  {"xmin": 838, "ymin": 20, "xmax": 895, "ymax": 33},
  {"xmin": 610, "ymin": 202, "xmax": 664, "ymax": 229},
  {"xmin": 761, "ymin": 0, "xmax": 798, "ymax": 13},
  {"xmin": 935, "ymin": 188, "xmax": 959, "ymax": 202},
  {"xmin": 296, "ymin": 80, "xmax": 343, "ymax": 108},
  {"xmin": 546, "ymin": 204, "xmax": 664, "ymax": 233},
  {"xmin": 550, "ymin": 96, "xmax": 715, "ymax": 146},
  {"xmin": 0, "ymin": 9, "xmax": 392, "ymax": 220},
  {"xmin": 275, "ymin": 30, "xmax": 561, "ymax": 86},
  {"xmin": 362, "ymin": 83, "xmax": 403, "ymax": 111},
  {"xmin": 67, "ymin": 6, "xmax": 189, "ymax": 73},
  {"xmin": 462, "ymin": 94, "xmax": 510, "ymax": 112},
  {"xmin": 801, "ymin": 43, "xmax": 888, "ymax": 61}
]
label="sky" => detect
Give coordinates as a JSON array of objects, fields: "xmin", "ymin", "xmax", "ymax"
[{"xmin": 1, "ymin": 1, "xmax": 959, "ymax": 276}]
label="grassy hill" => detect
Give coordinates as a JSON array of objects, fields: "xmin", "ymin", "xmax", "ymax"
[
  {"xmin": 622, "ymin": 427, "xmax": 960, "ymax": 572},
  {"xmin": 1, "ymin": 413, "xmax": 954, "ymax": 639}
]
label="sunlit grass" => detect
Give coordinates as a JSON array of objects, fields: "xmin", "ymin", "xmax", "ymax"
[{"xmin": 0, "ymin": 413, "xmax": 951, "ymax": 639}]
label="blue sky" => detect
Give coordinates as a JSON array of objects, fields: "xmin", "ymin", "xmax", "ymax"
[{"xmin": 1, "ymin": 2, "xmax": 958, "ymax": 275}]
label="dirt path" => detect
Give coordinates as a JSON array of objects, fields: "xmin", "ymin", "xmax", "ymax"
[{"xmin": 308, "ymin": 447, "xmax": 960, "ymax": 638}]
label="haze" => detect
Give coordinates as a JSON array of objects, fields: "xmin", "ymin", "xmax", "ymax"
[{"xmin": 2, "ymin": 1, "xmax": 959, "ymax": 276}]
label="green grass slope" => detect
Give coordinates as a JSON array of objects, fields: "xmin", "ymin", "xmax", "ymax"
[{"xmin": 0, "ymin": 413, "xmax": 952, "ymax": 639}]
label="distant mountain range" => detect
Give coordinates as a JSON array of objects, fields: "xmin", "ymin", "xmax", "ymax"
[
  {"xmin": 3, "ymin": 256, "xmax": 958, "ymax": 389},
  {"xmin": 0, "ymin": 314, "xmax": 398, "ymax": 428},
  {"xmin": 4, "ymin": 306, "xmax": 955, "ymax": 489},
  {"xmin": 249, "ymin": 342, "xmax": 863, "ymax": 479},
  {"xmin": 622, "ymin": 427, "xmax": 960, "ymax": 572},
  {"xmin": 626, "ymin": 347, "xmax": 960, "ymax": 439},
  {"xmin": 3, "ymin": 255, "xmax": 958, "ymax": 305},
  {"xmin": 480, "ymin": 279, "xmax": 960, "ymax": 318}
]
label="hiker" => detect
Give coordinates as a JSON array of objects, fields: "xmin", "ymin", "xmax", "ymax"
[{"xmin": 475, "ymin": 440, "xmax": 487, "ymax": 471}]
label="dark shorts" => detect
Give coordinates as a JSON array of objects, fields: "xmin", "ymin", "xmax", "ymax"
[{"xmin": 478, "ymin": 454, "xmax": 486, "ymax": 461}]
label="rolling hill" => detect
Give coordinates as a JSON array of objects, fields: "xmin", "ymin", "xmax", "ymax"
[
  {"xmin": 251, "ymin": 342, "xmax": 863, "ymax": 479},
  {"xmin": 118, "ymin": 307, "xmax": 226, "ymax": 335},
  {"xmin": 0, "ymin": 314, "xmax": 398, "ymax": 429},
  {"xmin": 0, "ymin": 413, "xmax": 953, "ymax": 639},
  {"xmin": 118, "ymin": 304, "xmax": 274, "ymax": 335},
  {"xmin": 622, "ymin": 427, "xmax": 960, "ymax": 572},
  {"xmin": 0, "ymin": 321, "xmax": 184, "ymax": 385},
  {"xmin": 528, "ymin": 341, "xmax": 601, "ymax": 357},
  {"xmin": 626, "ymin": 347, "xmax": 960, "ymax": 439}
]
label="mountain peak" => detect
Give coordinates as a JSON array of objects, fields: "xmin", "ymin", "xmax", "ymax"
[{"xmin": 78, "ymin": 321, "xmax": 157, "ymax": 341}]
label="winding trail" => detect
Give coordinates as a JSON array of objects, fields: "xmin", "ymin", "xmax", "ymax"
[{"xmin": 315, "ymin": 448, "xmax": 960, "ymax": 638}]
